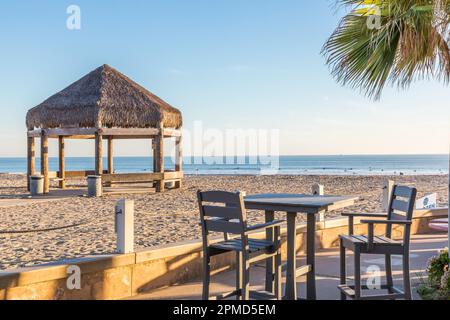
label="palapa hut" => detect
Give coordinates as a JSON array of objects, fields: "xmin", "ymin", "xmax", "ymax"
[{"xmin": 26, "ymin": 64, "xmax": 183, "ymax": 194}]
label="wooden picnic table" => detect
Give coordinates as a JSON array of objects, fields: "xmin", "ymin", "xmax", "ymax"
[{"xmin": 244, "ymin": 193, "xmax": 359, "ymax": 300}]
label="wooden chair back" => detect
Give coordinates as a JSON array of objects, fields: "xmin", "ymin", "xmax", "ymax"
[
  {"xmin": 386, "ymin": 185, "xmax": 417, "ymax": 241},
  {"xmin": 197, "ymin": 190, "xmax": 247, "ymax": 245}
]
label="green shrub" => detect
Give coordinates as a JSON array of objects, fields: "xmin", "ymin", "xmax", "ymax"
[{"xmin": 418, "ymin": 248, "xmax": 450, "ymax": 300}]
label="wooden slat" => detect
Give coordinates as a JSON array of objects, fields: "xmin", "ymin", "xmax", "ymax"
[
  {"xmin": 248, "ymin": 239, "xmax": 273, "ymax": 250},
  {"xmin": 100, "ymin": 128, "xmax": 159, "ymax": 136},
  {"xmin": 200, "ymin": 191, "xmax": 240, "ymax": 205},
  {"xmin": 105, "ymin": 135, "xmax": 155, "ymax": 140},
  {"xmin": 164, "ymin": 171, "xmax": 183, "ymax": 180},
  {"xmin": 47, "ymin": 128, "xmax": 97, "ymax": 136},
  {"xmin": 249, "ymin": 290, "xmax": 277, "ymax": 301},
  {"xmin": 27, "ymin": 129, "xmax": 42, "ymax": 137},
  {"xmin": 338, "ymin": 285, "xmax": 405, "ymax": 300},
  {"xmin": 60, "ymin": 135, "xmax": 95, "ymax": 139},
  {"xmin": 394, "ymin": 185, "xmax": 414, "ymax": 198},
  {"xmin": 281, "ymin": 264, "xmax": 311, "ymax": 277},
  {"xmin": 211, "ymin": 239, "xmax": 273, "ymax": 252},
  {"xmin": 205, "ymin": 220, "xmax": 242, "ymax": 234},
  {"xmin": 392, "ymin": 199, "xmax": 409, "ymax": 212},
  {"xmin": 163, "ymin": 128, "xmax": 182, "ymax": 137},
  {"xmin": 214, "ymin": 289, "xmax": 241, "ymax": 300},
  {"xmin": 102, "ymin": 173, "xmax": 162, "ymax": 183},
  {"xmin": 374, "ymin": 236, "xmax": 389, "ymax": 244},
  {"xmin": 391, "ymin": 212, "xmax": 406, "ymax": 220},
  {"xmin": 350, "ymin": 235, "xmax": 366, "ymax": 244},
  {"xmin": 348, "ymin": 235, "xmax": 399, "ymax": 246},
  {"xmin": 203, "ymin": 205, "xmax": 240, "ymax": 219},
  {"xmin": 58, "ymin": 170, "xmax": 108, "ymax": 179}
]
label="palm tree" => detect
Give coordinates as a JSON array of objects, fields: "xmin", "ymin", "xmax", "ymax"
[
  {"xmin": 323, "ymin": 0, "xmax": 450, "ymax": 100},
  {"xmin": 322, "ymin": 0, "xmax": 450, "ymax": 246}
]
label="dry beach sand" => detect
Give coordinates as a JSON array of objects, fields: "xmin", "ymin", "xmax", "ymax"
[{"xmin": 0, "ymin": 173, "xmax": 448, "ymax": 270}]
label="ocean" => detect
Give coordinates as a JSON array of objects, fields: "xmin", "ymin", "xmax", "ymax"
[{"xmin": 0, "ymin": 154, "xmax": 448, "ymax": 176}]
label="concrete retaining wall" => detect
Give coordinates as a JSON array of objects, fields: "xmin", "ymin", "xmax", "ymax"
[{"xmin": 0, "ymin": 208, "xmax": 447, "ymax": 300}]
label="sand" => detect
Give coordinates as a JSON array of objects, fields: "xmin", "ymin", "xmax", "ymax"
[{"xmin": 0, "ymin": 173, "xmax": 448, "ymax": 270}]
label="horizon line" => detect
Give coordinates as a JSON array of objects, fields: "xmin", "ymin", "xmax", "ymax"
[{"xmin": 0, "ymin": 153, "xmax": 448, "ymax": 159}]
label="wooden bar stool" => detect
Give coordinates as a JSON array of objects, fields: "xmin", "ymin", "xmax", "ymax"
[
  {"xmin": 197, "ymin": 190, "xmax": 284, "ymax": 300},
  {"xmin": 339, "ymin": 185, "xmax": 417, "ymax": 300}
]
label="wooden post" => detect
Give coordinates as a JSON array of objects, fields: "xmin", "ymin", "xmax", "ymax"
[
  {"xmin": 106, "ymin": 136, "xmax": 113, "ymax": 188},
  {"xmin": 107, "ymin": 137, "xmax": 114, "ymax": 174},
  {"xmin": 115, "ymin": 199, "xmax": 134, "ymax": 254},
  {"xmin": 175, "ymin": 134, "xmax": 183, "ymax": 189},
  {"xmin": 41, "ymin": 130, "xmax": 49, "ymax": 194},
  {"xmin": 154, "ymin": 124, "xmax": 164, "ymax": 192},
  {"xmin": 27, "ymin": 136, "xmax": 35, "ymax": 191},
  {"xmin": 382, "ymin": 180, "xmax": 394, "ymax": 212},
  {"xmin": 58, "ymin": 136, "xmax": 65, "ymax": 189},
  {"xmin": 95, "ymin": 132, "xmax": 103, "ymax": 176},
  {"xmin": 312, "ymin": 183, "xmax": 325, "ymax": 221}
]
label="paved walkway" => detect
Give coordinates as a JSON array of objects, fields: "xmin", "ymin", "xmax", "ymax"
[{"xmin": 131, "ymin": 233, "xmax": 448, "ymax": 300}]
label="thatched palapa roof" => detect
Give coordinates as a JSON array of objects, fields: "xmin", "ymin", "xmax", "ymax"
[{"xmin": 26, "ymin": 64, "xmax": 182, "ymax": 130}]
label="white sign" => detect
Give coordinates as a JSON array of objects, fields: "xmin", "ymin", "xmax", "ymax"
[{"xmin": 416, "ymin": 193, "xmax": 437, "ymax": 210}]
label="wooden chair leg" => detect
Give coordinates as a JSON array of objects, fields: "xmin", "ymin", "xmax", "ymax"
[
  {"xmin": 236, "ymin": 252, "xmax": 243, "ymax": 300},
  {"xmin": 385, "ymin": 254, "xmax": 394, "ymax": 293},
  {"xmin": 275, "ymin": 251, "xmax": 282, "ymax": 300},
  {"xmin": 242, "ymin": 255, "xmax": 250, "ymax": 300},
  {"xmin": 202, "ymin": 254, "xmax": 211, "ymax": 300},
  {"xmin": 339, "ymin": 239, "xmax": 346, "ymax": 300},
  {"xmin": 264, "ymin": 211, "xmax": 275, "ymax": 294},
  {"xmin": 403, "ymin": 254, "xmax": 412, "ymax": 300},
  {"xmin": 354, "ymin": 249, "xmax": 361, "ymax": 299}
]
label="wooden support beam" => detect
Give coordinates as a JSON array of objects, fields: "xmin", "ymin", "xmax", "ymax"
[
  {"xmin": 41, "ymin": 131, "xmax": 49, "ymax": 194},
  {"xmin": 175, "ymin": 134, "xmax": 183, "ymax": 189},
  {"xmin": 61, "ymin": 170, "xmax": 107, "ymax": 178},
  {"xmin": 154, "ymin": 124, "xmax": 165, "ymax": 192},
  {"xmin": 106, "ymin": 136, "xmax": 114, "ymax": 187},
  {"xmin": 61, "ymin": 135, "xmax": 95, "ymax": 140},
  {"xmin": 46, "ymin": 128, "xmax": 97, "ymax": 137},
  {"xmin": 102, "ymin": 173, "xmax": 163, "ymax": 183},
  {"xmin": 27, "ymin": 136, "xmax": 35, "ymax": 191},
  {"xmin": 95, "ymin": 132, "xmax": 103, "ymax": 176},
  {"xmin": 163, "ymin": 128, "xmax": 182, "ymax": 137},
  {"xmin": 164, "ymin": 171, "xmax": 183, "ymax": 180},
  {"xmin": 100, "ymin": 128, "xmax": 159, "ymax": 136},
  {"xmin": 107, "ymin": 137, "xmax": 114, "ymax": 174},
  {"xmin": 58, "ymin": 136, "xmax": 66, "ymax": 189},
  {"xmin": 27, "ymin": 129, "xmax": 42, "ymax": 138},
  {"xmin": 105, "ymin": 135, "xmax": 154, "ymax": 140}
]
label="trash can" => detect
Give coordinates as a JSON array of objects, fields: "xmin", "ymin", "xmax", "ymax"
[
  {"xmin": 87, "ymin": 175, "xmax": 102, "ymax": 197},
  {"xmin": 30, "ymin": 175, "xmax": 44, "ymax": 196}
]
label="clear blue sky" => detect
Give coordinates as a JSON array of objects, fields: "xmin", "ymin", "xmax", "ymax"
[{"xmin": 0, "ymin": 0, "xmax": 448, "ymax": 157}]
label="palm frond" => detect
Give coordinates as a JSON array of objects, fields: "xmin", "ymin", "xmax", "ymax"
[{"xmin": 322, "ymin": 0, "xmax": 450, "ymax": 99}]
